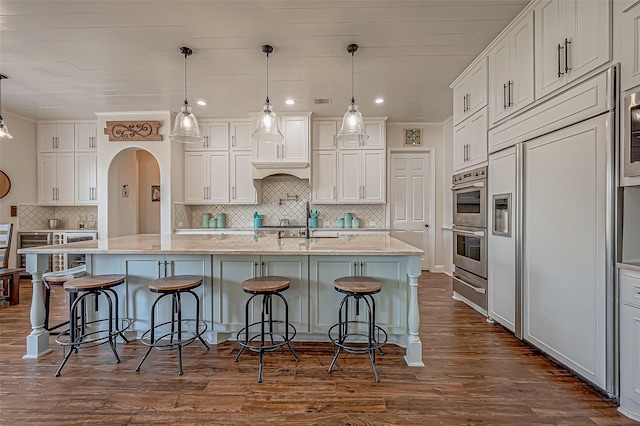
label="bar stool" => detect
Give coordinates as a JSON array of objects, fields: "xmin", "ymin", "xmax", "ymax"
[
  {"xmin": 328, "ymin": 276, "xmax": 388, "ymax": 382},
  {"xmin": 54, "ymin": 274, "xmax": 131, "ymax": 377},
  {"xmin": 135, "ymin": 275, "xmax": 209, "ymax": 375},
  {"xmin": 43, "ymin": 272, "xmax": 84, "ymax": 334},
  {"xmin": 235, "ymin": 276, "xmax": 299, "ymax": 383}
]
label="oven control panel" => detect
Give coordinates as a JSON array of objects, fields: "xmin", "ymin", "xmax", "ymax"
[{"xmin": 452, "ymin": 166, "xmax": 487, "ymax": 185}]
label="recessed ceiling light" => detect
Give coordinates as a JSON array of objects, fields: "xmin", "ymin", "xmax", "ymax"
[
  {"xmin": 196, "ymin": 100, "xmax": 208, "ymax": 106},
  {"xmin": 285, "ymin": 99, "xmax": 295, "ymax": 105},
  {"xmin": 375, "ymin": 98, "xmax": 384, "ymax": 104}
]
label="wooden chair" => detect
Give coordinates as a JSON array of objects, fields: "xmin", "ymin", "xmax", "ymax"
[{"xmin": 0, "ymin": 223, "xmax": 13, "ymax": 268}]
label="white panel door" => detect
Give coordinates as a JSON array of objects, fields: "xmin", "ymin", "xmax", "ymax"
[
  {"xmin": 184, "ymin": 152, "xmax": 207, "ymax": 203},
  {"xmin": 312, "ymin": 121, "xmax": 337, "ymax": 150},
  {"xmin": 337, "ymin": 150, "xmax": 361, "ymax": 202},
  {"xmin": 312, "ymin": 151, "xmax": 336, "ymax": 203},
  {"xmin": 208, "ymin": 152, "xmax": 229, "ymax": 203},
  {"xmin": 362, "ymin": 150, "xmax": 385, "ymax": 203},
  {"xmin": 390, "ymin": 152, "xmax": 430, "ymax": 269},
  {"xmin": 488, "ymin": 146, "xmax": 517, "ymax": 332},
  {"xmin": 523, "ymin": 114, "xmax": 609, "ymax": 390},
  {"xmin": 230, "ymin": 121, "xmax": 252, "ymax": 150},
  {"xmin": 230, "ymin": 152, "xmax": 256, "ymax": 203}
]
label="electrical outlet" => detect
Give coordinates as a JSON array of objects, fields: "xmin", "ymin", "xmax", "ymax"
[
  {"xmin": 178, "ymin": 221, "xmax": 184, "ymax": 228},
  {"xmin": 324, "ymin": 221, "xmax": 330, "ymax": 227},
  {"xmin": 369, "ymin": 221, "xmax": 376, "ymax": 227}
]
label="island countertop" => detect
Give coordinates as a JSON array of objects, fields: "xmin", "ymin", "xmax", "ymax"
[{"xmin": 18, "ymin": 233, "xmax": 424, "ymax": 256}]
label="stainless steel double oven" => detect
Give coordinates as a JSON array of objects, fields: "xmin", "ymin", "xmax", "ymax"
[{"xmin": 452, "ymin": 166, "xmax": 488, "ymax": 311}]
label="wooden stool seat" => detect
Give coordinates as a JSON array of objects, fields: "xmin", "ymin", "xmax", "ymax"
[
  {"xmin": 0, "ymin": 267, "xmax": 24, "ymax": 306},
  {"xmin": 44, "ymin": 274, "xmax": 77, "ymax": 286},
  {"xmin": 149, "ymin": 275, "xmax": 202, "ymax": 292},
  {"xmin": 242, "ymin": 276, "xmax": 290, "ymax": 293},
  {"xmin": 334, "ymin": 276, "xmax": 382, "ymax": 294},
  {"xmin": 64, "ymin": 274, "xmax": 125, "ymax": 291}
]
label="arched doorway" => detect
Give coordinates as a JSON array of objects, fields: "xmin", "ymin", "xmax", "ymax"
[{"xmin": 107, "ymin": 148, "xmax": 161, "ymax": 237}]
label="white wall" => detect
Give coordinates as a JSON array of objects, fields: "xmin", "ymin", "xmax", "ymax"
[
  {"xmin": 137, "ymin": 150, "xmax": 160, "ymax": 234},
  {"xmin": 0, "ymin": 112, "xmax": 37, "ymax": 267},
  {"xmin": 113, "ymin": 150, "xmax": 139, "ymax": 237}
]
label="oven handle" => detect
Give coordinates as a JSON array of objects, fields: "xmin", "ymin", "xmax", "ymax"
[
  {"xmin": 451, "ymin": 180, "xmax": 485, "ymax": 190},
  {"xmin": 454, "ymin": 275, "xmax": 486, "ymax": 294},
  {"xmin": 452, "ymin": 228, "xmax": 485, "ymax": 237}
]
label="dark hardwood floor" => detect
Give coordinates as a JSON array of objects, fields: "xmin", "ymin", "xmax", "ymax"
[{"xmin": 0, "ymin": 273, "xmax": 636, "ymax": 425}]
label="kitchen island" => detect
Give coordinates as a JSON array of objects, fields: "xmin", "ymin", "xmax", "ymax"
[{"xmin": 20, "ymin": 233, "xmax": 424, "ymax": 366}]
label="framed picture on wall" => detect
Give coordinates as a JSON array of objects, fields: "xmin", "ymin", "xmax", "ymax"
[
  {"xmin": 403, "ymin": 128, "xmax": 422, "ymax": 146},
  {"xmin": 151, "ymin": 185, "xmax": 160, "ymax": 202}
]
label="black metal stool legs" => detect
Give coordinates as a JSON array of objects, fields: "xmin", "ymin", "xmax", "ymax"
[{"xmin": 235, "ymin": 290, "xmax": 299, "ymax": 383}]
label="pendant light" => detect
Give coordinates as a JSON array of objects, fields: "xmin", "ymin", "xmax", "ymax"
[
  {"xmin": 170, "ymin": 46, "xmax": 204, "ymax": 144},
  {"xmin": 337, "ymin": 43, "xmax": 368, "ymax": 144},
  {"xmin": 0, "ymin": 75, "xmax": 14, "ymax": 140},
  {"xmin": 252, "ymin": 44, "xmax": 284, "ymax": 143}
]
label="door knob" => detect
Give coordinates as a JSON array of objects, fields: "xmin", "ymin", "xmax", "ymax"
[{"xmin": 424, "ymin": 224, "xmax": 429, "ymax": 228}]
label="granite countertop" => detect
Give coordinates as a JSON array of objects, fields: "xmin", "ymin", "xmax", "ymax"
[
  {"xmin": 18, "ymin": 233, "xmax": 423, "ymax": 256},
  {"xmin": 175, "ymin": 227, "xmax": 390, "ymax": 233}
]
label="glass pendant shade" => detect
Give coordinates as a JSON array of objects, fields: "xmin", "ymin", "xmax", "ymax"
[
  {"xmin": 170, "ymin": 103, "xmax": 202, "ymax": 143},
  {"xmin": 253, "ymin": 102, "xmax": 283, "ymax": 142},
  {"xmin": 252, "ymin": 44, "xmax": 284, "ymax": 143},
  {"xmin": 337, "ymin": 43, "xmax": 368, "ymax": 143},
  {"xmin": 170, "ymin": 46, "xmax": 204, "ymax": 144},
  {"xmin": 338, "ymin": 102, "xmax": 368, "ymax": 143}
]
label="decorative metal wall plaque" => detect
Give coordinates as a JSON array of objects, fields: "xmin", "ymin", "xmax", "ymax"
[{"xmin": 104, "ymin": 121, "xmax": 162, "ymax": 141}]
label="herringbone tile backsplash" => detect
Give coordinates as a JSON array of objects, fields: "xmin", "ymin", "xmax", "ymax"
[{"xmin": 176, "ymin": 176, "xmax": 386, "ymax": 229}]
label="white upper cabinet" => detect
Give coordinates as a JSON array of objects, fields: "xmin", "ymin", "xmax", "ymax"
[
  {"xmin": 230, "ymin": 121, "xmax": 252, "ymax": 151},
  {"xmin": 230, "ymin": 152, "xmax": 257, "ymax": 204},
  {"xmin": 252, "ymin": 114, "xmax": 310, "ymax": 168},
  {"xmin": 488, "ymin": 11, "xmax": 534, "ymax": 126},
  {"xmin": 453, "ymin": 107, "xmax": 488, "ymax": 172},
  {"xmin": 75, "ymin": 123, "xmax": 97, "ymax": 151},
  {"xmin": 38, "ymin": 152, "xmax": 75, "ymax": 204},
  {"xmin": 534, "ymin": 0, "xmax": 611, "ymax": 99},
  {"xmin": 75, "ymin": 152, "xmax": 97, "ymax": 204},
  {"xmin": 312, "ymin": 150, "xmax": 337, "ymax": 204},
  {"xmin": 452, "ymin": 57, "xmax": 488, "ymax": 126},
  {"xmin": 37, "ymin": 123, "xmax": 75, "ymax": 152},
  {"xmin": 618, "ymin": 1, "xmax": 640, "ymax": 91},
  {"xmin": 312, "ymin": 121, "xmax": 337, "ymax": 150},
  {"xmin": 338, "ymin": 119, "xmax": 387, "ymax": 150},
  {"xmin": 184, "ymin": 152, "xmax": 229, "ymax": 204},
  {"xmin": 185, "ymin": 121, "xmax": 229, "ymax": 152},
  {"xmin": 337, "ymin": 150, "xmax": 385, "ymax": 204}
]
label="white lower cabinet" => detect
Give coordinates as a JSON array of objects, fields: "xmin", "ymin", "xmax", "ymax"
[
  {"xmin": 212, "ymin": 255, "xmax": 308, "ymax": 333},
  {"xmin": 38, "ymin": 152, "xmax": 75, "ymax": 204},
  {"xmin": 619, "ymin": 268, "xmax": 640, "ymax": 421},
  {"xmin": 309, "ymin": 256, "xmax": 407, "ymax": 336}
]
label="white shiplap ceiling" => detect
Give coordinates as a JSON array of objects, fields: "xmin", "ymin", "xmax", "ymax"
[{"xmin": 0, "ymin": 0, "xmax": 529, "ymax": 122}]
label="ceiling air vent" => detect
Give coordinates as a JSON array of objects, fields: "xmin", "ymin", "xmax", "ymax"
[{"xmin": 313, "ymin": 98, "xmax": 331, "ymax": 105}]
